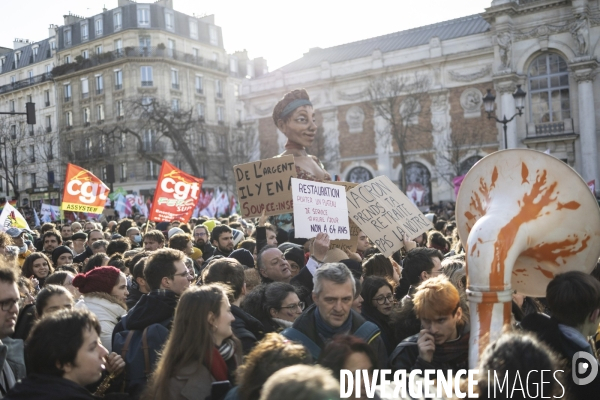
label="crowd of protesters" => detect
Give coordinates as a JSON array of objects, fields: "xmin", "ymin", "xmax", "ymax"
[
  {"xmin": 0, "ymin": 87, "xmax": 599, "ymax": 399},
  {"xmin": 0, "ymin": 207, "xmax": 597, "ymax": 400}
]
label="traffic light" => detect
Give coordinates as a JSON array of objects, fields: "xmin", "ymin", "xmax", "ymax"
[{"xmin": 26, "ymin": 102, "xmax": 36, "ymax": 125}]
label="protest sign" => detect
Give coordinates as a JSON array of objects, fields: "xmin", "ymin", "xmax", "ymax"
[
  {"xmin": 346, "ymin": 175, "xmax": 433, "ymax": 257},
  {"xmin": 328, "ymin": 182, "xmax": 360, "ymax": 252},
  {"xmin": 291, "ymin": 178, "xmax": 350, "ymax": 240},
  {"xmin": 234, "ymin": 156, "xmax": 297, "ymax": 218},
  {"xmin": 40, "ymin": 204, "xmax": 60, "ymax": 222},
  {"xmin": 149, "ymin": 160, "xmax": 204, "ymax": 223},
  {"xmin": 62, "ymin": 164, "xmax": 110, "ymax": 214}
]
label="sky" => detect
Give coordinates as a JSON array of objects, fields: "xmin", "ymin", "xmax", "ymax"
[{"xmin": 0, "ymin": 0, "xmax": 490, "ymax": 71}]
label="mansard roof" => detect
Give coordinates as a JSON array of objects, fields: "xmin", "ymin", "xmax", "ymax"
[{"xmin": 276, "ymin": 14, "xmax": 490, "ymax": 73}]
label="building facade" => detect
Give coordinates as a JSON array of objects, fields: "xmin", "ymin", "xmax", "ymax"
[
  {"xmin": 0, "ymin": 0, "xmax": 267, "ymax": 210},
  {"xmin": 241, "ymin": 0, "xmax": 600, "ymax": 206},
  {"xmin": 0, "ymin": 33, "xmax": 61, "ymax": 209},
  {"xmin": 53, "ymin": 0, "xmax": 265, "ymax": 200}
]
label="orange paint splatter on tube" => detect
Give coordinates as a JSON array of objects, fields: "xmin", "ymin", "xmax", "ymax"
[
  {"xmin": 521, "ymin": 235, "xmax": 590, "ymax": 267},
  {"xmin": 490, "ymin": 168, "xmax": 558, "ymax": 291}
]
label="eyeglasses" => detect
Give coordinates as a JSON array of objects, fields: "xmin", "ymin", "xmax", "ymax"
[
  {"xmin": 172, "ymin": 271, "xmax": 191, "ymax": 278},
  {"xmin": 373, "ymin": 294, "xmax": 394, "ymax": 305},
  {"xmin": 280, "ymin": 302, "xmax": 305, "ymax": 312},
  {"xmin": 194, "ymin": 232, "xmax": 207, "ymax": 237},
  {"xmin": 0, "ymin": 299, "xmax": 18, "ymax": 311}
]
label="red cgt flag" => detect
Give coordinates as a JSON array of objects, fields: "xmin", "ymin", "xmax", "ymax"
[
  {"xmin": 62, "ymin": 163, "xmax": 110, "ymax": 214},
  {"xmin": 149, "ymin": 161, "xmax": 204, "ymax": 223}
]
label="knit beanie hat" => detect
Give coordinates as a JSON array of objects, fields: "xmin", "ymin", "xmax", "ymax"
[
  {"xmin": 202, "ymin": 220, "xmax": 218, "ymax": 233},
  {"xmin": 190, "ymin": 247, "xmax": 203, "ymax": 261},
  {"xmin": 73, "ymin": 266, "xmax": 121, "ymax": 294},
  {"xmin": 229, "ymin": 248, "xmax": 255, "ymax": 269},
  {"xmin": 168, "ymin": 227, "xmax": 185, "ymax": 239},
  {"xmin": 283, "ymin": 247, "xmax": 305, "ymax": 270},
  {"xmin": 231, "ymin": 229, "xmax": 244, "ymax": 247},
  {"xmin": 52, "ymin": 245, "xmax": 75, "ymax": 266}
]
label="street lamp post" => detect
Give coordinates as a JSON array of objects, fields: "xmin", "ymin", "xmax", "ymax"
[
  {"xmin": 0, "ymin": 137, "xmax": 8, "ymax": 198},
  {"xmin": 483, "ymin": 84, "xmax": 527, "ymax": 149}
]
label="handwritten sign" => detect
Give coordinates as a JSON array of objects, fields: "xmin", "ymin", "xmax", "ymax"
[
  {"xmin": 234, "ymin": 156, "xmax": 297, "ymax": 218},
  {"xmin": 291, "ymin": 178, "xmax": 350, "ymax": 240},
  {"xmin": 329, "ymin": 182, "xmax": 360, "ymax": 252},
  {"xmin": 346, "ymin": 175, "xmax": 433, "ymax": 257}
]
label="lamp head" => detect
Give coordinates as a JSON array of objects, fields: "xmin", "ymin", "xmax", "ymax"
[{"xmin": 483, "ymin": 89, "xmax": 496, "ymax": 117}]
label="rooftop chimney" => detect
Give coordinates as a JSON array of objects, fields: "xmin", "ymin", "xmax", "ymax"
[{"xmin": 13, "ymin": 38, "xmax": 30, "ymax": 50}]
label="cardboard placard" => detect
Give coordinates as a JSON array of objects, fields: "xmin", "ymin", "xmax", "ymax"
[
  {"xmin": 291, "ymin": 178, "xmax": 350, "ymax": 240},
  {"xmin": 234, "ymin": 156, "xmax": 297, "ymax": 218},
  {"xmin": 329, "ymin": 182, "xmax": 360, "ymax": 252},
  {"xmin": 346, "ymin": 175, "xmax": 433, "ymax": 257}
]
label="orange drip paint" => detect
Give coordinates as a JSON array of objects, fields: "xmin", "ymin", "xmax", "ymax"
[
  {"xmin": 521, "ymin": 235, "xmax": 590, "ymax": 267},
  {"xmin": 490, "ymin": 169, "xmax": 558, "ymax": 291},
  {"xmin": 477, "ymin": 292, "xmax": 499, "ymax": 357},
  {"xmin": 470, "ymin": 242, "xmax": 478, "ymax": 256},
  {"xmin": 557, "ymin": 201, "xmax": 581, "ymax": 211},
  {"xmin": 534, "ymin": 265, "xmax": 555, "ymax": 279},
  {"xmin": 521, "ymin": 162, "xmax": 529, "ymax": 184}
]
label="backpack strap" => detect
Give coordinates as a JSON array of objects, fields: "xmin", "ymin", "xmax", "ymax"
[
  {"xmin": 120, "ymin": 330, "xmax": 136, "ymax": 359},
  {"xmin": 281, "ymin": 327, "xmax": 322, "ymax": 360},
  {"xmin": 353, "ymin": 321, "xmax": 381, "ymax": 344},
  {"xmin": 142, "ymin": 327, "xmax": 151, "ymax": 376},
  {"xmin": 390, "ymin": 339, "xmax": 418, "ymax": 363}
]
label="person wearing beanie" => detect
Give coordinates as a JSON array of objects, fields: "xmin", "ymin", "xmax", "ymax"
[
  {"xmin": 52, "ymin": 245, "xmax": 74, "ymax": 269},
  {"xmin": 202, "ymin": 219, "xmax": 219, "ymax": 233},
  {"xmin": 73, "ymin": 266, "xmax": 128, "ymax": 352},
  {"xmin": 167, "ymin": 227, "xmax": 185, "ymax": 240},
  {"xmin": 283, "ymin": 247, "xmax": 305, "ymax": 278},
  {"xmin": 229, "ymin": 248, "xmax": 255, "ymax": 269}
]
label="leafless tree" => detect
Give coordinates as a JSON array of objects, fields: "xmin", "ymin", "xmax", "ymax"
[
  {"xmin": 0, "ymin": 117, "xmax": 32, "ymax": 200},
  {"xmin": 367, "ymin": 73, "xmax": 432, "ymax": 191}
]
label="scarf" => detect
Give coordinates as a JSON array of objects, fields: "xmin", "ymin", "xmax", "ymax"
[
  {"xmin": 207, "ymin": 347, "xmax": 229, "ymax": 382},
  {"xmin": 315, "ymin": 307, "xmax": 353, "ymax": 341},
  {"xmin": 432, "ymin": 324, "xmax": 470, "ymax": 365},
  {"xmin": 218, "ymin": 338, "xmax": 235, "ymax": 361}
]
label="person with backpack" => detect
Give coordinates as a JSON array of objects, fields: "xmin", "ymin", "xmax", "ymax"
[
  {"xmin": 281, "ymin": 263, "xmax": 388, "ymax": 368},
  {"xmin": 142, "ymin": 284, "xmax": 241, "ymax": 400},
  {"xmin": 112, "ymin": 248, "xmax": 192, "ymax": 399}
]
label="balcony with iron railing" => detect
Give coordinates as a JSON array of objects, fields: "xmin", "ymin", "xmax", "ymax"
[
  {"xmin": 138, "ymin": 141, "xmax": 166, "ymax": 153},
  {"xmin": 0, "ymin": 72, "xmax": 53, "ymax": 95},
  {"xmin": 51, "ymin": 47, "xmax": 230, "ymax": 78},
  {"xmin": 526, "ymin": 118, "xmax": 575, "ymax": 137}
]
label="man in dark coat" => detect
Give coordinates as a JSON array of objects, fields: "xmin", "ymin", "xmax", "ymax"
[
  {"xmin": 522, "ymin": 271, "xmax": 600, "ymax": 398},
  {"xmin": 391, "ymin": 276, "xmax": 468, "ymax": 375},
  {"xmin": 202, "ymin": 257, "xmax": 264, "ymax": 354},
  {"xmin": 282, "ymin": 262, "xmax": 388, "ymax": 368}
]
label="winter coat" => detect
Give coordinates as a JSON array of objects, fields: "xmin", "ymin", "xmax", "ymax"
[
  {"xmin": 75, "ymin": 292, "xmax": 127, "ymax": 352},
  {"xmin": 4, "ymin": 374, "xmax": 96, "ymax": 400},
  {"xmin": 231, "ymin": 305, "xmax": 265, "ymax": 355},
  {"xmin": 168, "ymin": 362, "xmax": 219, "ymax": 400}
]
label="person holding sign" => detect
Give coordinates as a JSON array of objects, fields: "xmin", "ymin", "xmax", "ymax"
[{"xmin": 273, "ymin": 89, "xmax": 332, "ymax": 183}]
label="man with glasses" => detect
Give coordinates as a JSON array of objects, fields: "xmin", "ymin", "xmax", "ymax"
[
  {"xmin": 202, "ymin": 257, "xmax": 265, "ymax": 354},
  {"xmin": 391, "ymin": 275, "xmax": 468, "ymax": 374},
  {"xmin": 112, "ymin": 249, "xmax": 191, "ymax": 361},
  {"xmin": 0, "ymin": 267, "xmax": 26, "ymax": 397},
  {"xmin": 282, "ymin": 263, "xmax": 388, "ymax": 367},
  {"xmin": 193, "ymin": 225, "xmax": 214, "ymax": 260}
]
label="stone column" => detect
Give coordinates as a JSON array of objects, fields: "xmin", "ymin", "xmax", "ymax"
[
  {"xmin": 320, "ymin": 106, "xmax": 340, "ymax": 178},
  {"xmin": 573, "ymin": 64, "xmax": 599, "ymax": 192},
  {"xmin": 494, "ymin": 78, "xmax": 518, "ymax": 149},
  {"xmin": 430, "ymin": 90, "xmax": 454, "ymax": 201},
  {"xmin": 374, "ymin": 113, "xmax": 392, "ymax": 178}
]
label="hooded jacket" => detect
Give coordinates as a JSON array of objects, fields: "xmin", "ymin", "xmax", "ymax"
[
  {"xmin": 75, "ymin": 292, "xmax": 127, "ymax": 353},
  {"xmin": 521, "ymin": 313, "xmax": 600, "ymax": 398},
  {"xmin": 111, "ymin": 290, "xmax": 178, "ymax": 345}
]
